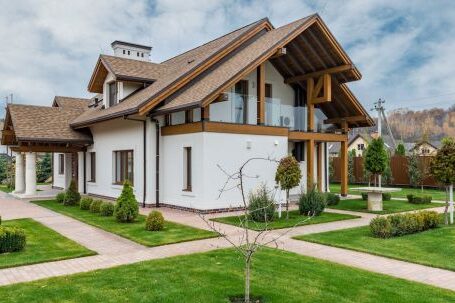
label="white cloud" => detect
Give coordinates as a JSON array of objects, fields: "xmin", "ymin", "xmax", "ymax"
[{"xmin": 0, "ymin": 0, "xmax": 454, "ymax": 115}]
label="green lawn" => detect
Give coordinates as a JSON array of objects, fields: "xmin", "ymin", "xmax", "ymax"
[
  {"xmin": 295, "ymin": 219, "xmax": 455, "ymax": 271},
  {"xmin": 328, "ymin": 198, "xmax": 439, "ymax": 214},
  {"xmin": 0, "ymin": 248, "xmax": 453, "ymax": 302},
  {"xmin": 32, "ymin": 200, "xmax": 217, "ymax": 247},
  {"xmin": 330, "ymin": 183, "xmax": 446, "ymax": 201},
  {"xmin": 212, "ymin": 210, "xmax": 359, "ymax": 231},
  {"xmin": 0, "ymin": 219, "xmax": 95, "ymax": 269}
]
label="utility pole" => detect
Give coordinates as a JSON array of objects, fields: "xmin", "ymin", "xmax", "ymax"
[{"xmin": 371, "ymin": 99, "xmax": 386, "ymax": 187}]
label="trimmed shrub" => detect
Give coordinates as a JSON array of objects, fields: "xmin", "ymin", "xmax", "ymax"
[
  {"xmin": 382, "ymin": 192, "xmax": 392, "ymax": 201},
  {"xmin": 89, "ymin": 200, "xmax": 103, "ymax": 213},
  {"xmin": 370, "ymin": 217, "xmax": 392, "ymax": 238},
  {"xmin": 299, "ymin": 187, "xmax": 326, "ymax": 216},
  {"xmin": 422, "ymin": 195, "xmax": 432, "ymax": 203},
  {"xmin": 248, "ymin": 185, "xmax": 275, "ymax": 222},
  {"xmin": 56, "ymin": 192, "xmax": 65, "ymax": 204},
  {"xmin": 0, "ymin": 226, "xmax": 26, "ymax": 253},
  {"xmin": 114, "ymin": 181, "xmax": 139, "ymax": 223},
  {"xmin": 361, "ymin": 192, "xmax": 368, "ymax": 201},
  {"xmin": 145, "ymin": 211, "xmax": 164, "ymax": 231},
  {"xmin": 63, "ymin": 180, "xmax": 81, "ymax": 206},
  {"xmin": 80, "ymin": 197, "xmax": 93, "ymax": 210},
  {"xmin": 370, "ymin": 211, "xmax": 439, "ymax": 238},
  {"xmin": 406, "ymin": 194, "xmax": 414, "ymax": 203},
  {"xmin": 325, "ymin": 193, "xmax": 340, "ymax": 206},
  {"xmin": 100, "ymin": 202, "xmax": 114, "ymax": 217}
]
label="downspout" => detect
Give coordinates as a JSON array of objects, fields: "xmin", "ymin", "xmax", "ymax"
[
  {"xmin": 123, "ymin": 116, "xmax": 147, "ymax": 207},
  {"xmin": 151, "ymin": 118, "xmax": 160, "ymax": 208}
]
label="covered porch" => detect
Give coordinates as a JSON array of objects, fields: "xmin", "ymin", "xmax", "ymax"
[{"xmin": 1, "ymin": 103, "xmax": 93, "ymax": 198}]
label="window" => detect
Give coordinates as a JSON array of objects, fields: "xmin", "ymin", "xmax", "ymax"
[
  {"xmin": 123, "ymin": 49, "xmax": 125, "ymax": 54},
  {"xmin": 137, "ymin": 52, "xmax": 140, "ymax": 57},
  {"xmin": 58, "ymin": 154, "xmax": 64, "ymax": 175},
  {"xmin": 185, "ymin": 109, "xmax": 193, "ymax": 123},
  {"xmin": 108, "ymin": 82, "xmax": 117, "ymax": 107},
  {"xmin": 113, "ymin": 150, "xmax": 134, "ymax": 185},
  {"xmin": 89, "ymin": 152, "xmax": 96, "ymax": 182},
  {"xmin": 183, "ymin": 147, "xmax": 192, "ymax": 191},
  {"xmin": 265, "ymin": 83, "xmax": 272, "ymax": 98},
  {"xmin": 358, "ymin": 144, "xmax": 365, "ymax": 150},
  {"xmin": 127, "ymin": 50, "xmax": 130, "ymax": 55},
  {"xmin": 141, "ymin": 53, "xmax": 144, "ymax": 58}
]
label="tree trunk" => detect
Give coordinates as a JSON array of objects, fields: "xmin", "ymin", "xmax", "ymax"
[
  {"xmin": 245, "ymin": 254, "xmax": 251, "ymax": 303},
  {"xmin": 286, "ymin": 190, "xmax": 290, "ymax": 220},
  {"xmin": 444, "ymin": 186, "xmax": 449, "ymax": 225}
]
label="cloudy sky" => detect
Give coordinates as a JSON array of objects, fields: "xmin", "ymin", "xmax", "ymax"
[{"xmin": 1, "ymin": 0, "xmax": 454, "ymax": 117}]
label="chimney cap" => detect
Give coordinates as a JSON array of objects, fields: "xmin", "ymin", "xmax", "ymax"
[{"xmin": 111, "ymin": 40, "xmax": 152, "ymax": 51}]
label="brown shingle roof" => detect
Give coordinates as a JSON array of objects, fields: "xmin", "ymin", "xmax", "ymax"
[
  {"xmin": 157, "ymin": 16, "xmax": 314, "ymax": 112},
  {"xmin": 100, "ymin": 55, "xmax": 165, "ymax": 82},
  {"xmin": 52, "ymin": 96, "xmax": 90, "ymax": 110},
  {"xmin": 7, "ymin": 104, "xmax": 92, "ymax": 143},
  {"xmin": 71, "ymin": 18, "xmax": 270, "ymax": 127}
]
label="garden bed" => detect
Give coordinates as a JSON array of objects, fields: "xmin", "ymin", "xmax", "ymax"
[
  {"xmin": 328, "ymin": 198, "xmax": 439, "ymax": 214},
  {"xmin": 211, "ymin": 210, "xmax": 359, "ymax": 231},
  {"xmin": 0, "ymin": 218, "xmax": 95, "ymax": 269},
  {"xmin": 32, "ymin": 200, "xmax": 218, "ymax": 247},
  {"xmin": 0, "ymin": 248, "xmax": 453, "ymax": 302}
]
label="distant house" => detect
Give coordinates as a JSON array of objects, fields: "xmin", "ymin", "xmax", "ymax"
[
  {"xmin": 329, "ymin": 133, "xmax": 393, "ymax": 157},
  {"xmin": 409, "ymin": 141, "xmax": 439, "ymax": 156}
]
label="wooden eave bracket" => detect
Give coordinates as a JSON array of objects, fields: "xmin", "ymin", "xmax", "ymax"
[{"xmin": 307, "ymin": 73, "xmax": 332, "ymax": 105}]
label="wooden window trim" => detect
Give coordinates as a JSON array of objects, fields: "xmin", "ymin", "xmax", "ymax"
[
  {"xmin": 113, "ymin": 150, "xmax": 134, "ymax": 186},
  {"xmin": 58, "ymin": 154, "xmax": 64, "ymax": 175},
  {"xmin": 89, "ymin": 152, "xmax": 96, "ymax": 182},
  {"xmin": 183, "ymin": 147, "xmax": 192, "ymax": 191}
]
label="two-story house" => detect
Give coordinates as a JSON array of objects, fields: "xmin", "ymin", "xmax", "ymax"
[{"xmin": 2, "ymin": 14, "xmax": 373, "ymax": 212}]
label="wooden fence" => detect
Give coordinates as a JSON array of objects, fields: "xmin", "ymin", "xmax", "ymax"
[{"xmin": 331, "ymin": 155, "xmax": 438, "ymax": 187}]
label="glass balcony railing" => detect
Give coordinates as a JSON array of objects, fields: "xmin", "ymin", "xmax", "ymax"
[
  {"xmin": 209, "ymin": 92, "xmax": 258, "ymax": 125},
  {"xmin": 265, "ymin": 98, "xmax": 307, "ymax": 131}
]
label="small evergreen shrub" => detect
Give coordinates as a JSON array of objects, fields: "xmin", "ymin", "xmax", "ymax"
[
  {"xmin": 422, "ymin": 195, "xmax": 432, "ymax": 203},
  {"xmin": 89, "ymin": 200, "xmax": 103, "ymax": 213},
  {"xmin": 0, "ymin": 226, "xmax": 26, "ymax": 253},
  {"xmin": 100, "ymin": 202, "xmax": 114, "ymax": 217},
  {"xmin": 114, "ymin": 181, "xmax": 139, "ymax": 223},
  {"xmin": 361, "ymin": 192, "xmax": 368, "ymax": 201},
  {"xmin": 63, "ymin": 180, "xmax": 81, "ymax": 206},
  {"xmin": 248, "ymin": 185, "xmax": 275, "ymax": 222},
  {"xmin": 299, "ymin": 187, "xmax": 326, "ymax": 216},
  {"xmin": 80, "ymin": 197, "xmax": 93, "ymax": 210},
  {"xmin": 145, "ymin": 211, "xmax": 164, "ymax": 231},
  {"xmin": 325, "ymin": 193, "xmax": 340, "ymax": 206},
  {"xmin": 406, "ymin": 194, "xmax": 414, "ymax": 203},
  {"xmin": 370, "ymin": 211, "xmax": 439, "ymax": 238},
  {"xmin": 382, "ymin": 192, "xmax": 392, "ymax": 201},
  {"xmin": 56, "ymin": 192, "xmax": 65, "ymax": 204}
]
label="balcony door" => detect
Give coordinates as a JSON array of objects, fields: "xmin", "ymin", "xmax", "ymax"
[{"xmin": 234, "ymin": 80, "xmax": 248, "ymax": 124}]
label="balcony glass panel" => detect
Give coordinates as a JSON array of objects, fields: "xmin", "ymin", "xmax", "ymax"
[
  {"xmin": 265, "ymin": 97, "xmax": 307, "ymax": 131},
  {"xmin": 210, "ymin": 92, "xmax": 257, "ymax": 124}
]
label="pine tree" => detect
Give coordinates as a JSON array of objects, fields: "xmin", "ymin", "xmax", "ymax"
[
  {"xmin": 364, "ymin": 138, "xmax": 388, "ymax": 186},
  {"xmin": 114, "ymin": 181, "xmax": 139, "ymax": 222}
]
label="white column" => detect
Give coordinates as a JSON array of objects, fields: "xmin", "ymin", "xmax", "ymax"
[
  {"xmin": 25, "ymin": 152, "xmax": 37, "ymax": 196},
  {"xmin": 78, "ymin": 152, "xmax": 84, "ymax": 194},
  {"xmin": 14, "ymin": 153, "xmax": 25, "ymax": 193}
]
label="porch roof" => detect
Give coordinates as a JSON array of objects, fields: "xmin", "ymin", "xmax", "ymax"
[{"xmin": 2, "ymin": 104, "xmax": 92, "ymax": 152}]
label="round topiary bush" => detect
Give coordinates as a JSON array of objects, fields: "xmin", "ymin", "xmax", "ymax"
[
  {"xmin": 361, "ymin": 192, "xmax": 368, "ymax": 201},
  {"xmin": 325, "ymin": 193, "xmax": 340, "ymax": 206},
  {"xmin": 63, "ymin": 180, "xmax": 81, "ymax": 206},
  {"xmin": 114, "ymin": 181, "xmax": 139, "ymax": 223},
  {"xmin": 89, "ymin": 200, "xmax": 103, "ymax": 213},
  {"xmin": 145, "ymin": 211, "xmax": 164, "ymax": 231},
  {"xmin": 80, "ymin": 197, "xmax": 93, "ymax": 210},
  {"xmin": 382, "ymin": 192, "xmax": 392, "ymax": 201},
  {"xmin": 299, "ymin": 186, "xmax": 326, "ymax": 216},
  {"xmin": 248, "ymin": 185, "xmax": 275, "ymax": 222},
  {"xmin": 0, "ymin": 226, "xmax": 26, "ymax": 253},
  {"xmin": 100, "ymin": 202, "xmax": 114, "ymax": 217},
  {"xmin": 56, "ymin": 192, "xmax": 65, "ymax": 204}
]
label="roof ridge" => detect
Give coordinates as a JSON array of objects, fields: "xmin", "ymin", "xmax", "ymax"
[
  {"xmin": 55, "ymin": 96, "xmax": 90, "ymax": 101},
  {"xmin": 161, "ymin": 17, "xmax": 270, "ymax": 64},
  {"xmin": 100, "ymin": 54, "xmax": 164, "ymax": 66}
]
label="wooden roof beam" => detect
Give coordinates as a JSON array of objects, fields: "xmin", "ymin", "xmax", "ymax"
[
  {"xmin": 324, "ymin": 115, "xmax": 366, "ymax": 124},
  {"xmin": 284, "ymin": 64, "xmax": 353, "ymax": 84}
]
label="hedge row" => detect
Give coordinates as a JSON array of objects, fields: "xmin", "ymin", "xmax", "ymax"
[
  {"xmin": 370, "ymin": 211, "xmax": 439, "ymax": 238},
  {"xmin": 407, "ymin": 194, "xmax": 432, "ymax": 204},
  {"xmin": 0, "ymin": 226, "xmax": 26, "ymax": 253}
]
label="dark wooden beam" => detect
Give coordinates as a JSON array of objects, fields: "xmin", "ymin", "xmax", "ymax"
[{"xmin": 284, "ymin": 64, "xmax": 353, "ymax": 84}]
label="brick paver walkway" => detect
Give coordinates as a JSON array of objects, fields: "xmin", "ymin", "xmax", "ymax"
[{"xmin": 0, "ymin": 192, "xmax": 453, "ymax": 292}]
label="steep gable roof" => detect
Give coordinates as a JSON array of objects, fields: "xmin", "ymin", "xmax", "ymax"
[
  {"xmin": 52, "ymin": 96, "xmax": 90, "ymax": 110},
  {"xmin": 72, "ymin": 18, "xmax": 272, "ymax": 127}
]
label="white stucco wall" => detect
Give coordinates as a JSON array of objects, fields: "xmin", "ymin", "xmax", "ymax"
[
  {"xmin": 349, "ymin": 136, "xmax": 368, "ymax": 156},
  {"xmin": 52, "ymin": 153, "xmax": 72, "ymax": 189}
]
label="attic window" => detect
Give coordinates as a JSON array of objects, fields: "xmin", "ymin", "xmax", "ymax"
[
  {"xmin": 123, "ymin": 50, "xmax": 125, "ymax": 54},
  {"xmin": 137, "ymin": 52, "xmax": 140, "ymax": 57},
  {"xmin": 128, "ymin": 50, "xmax": 130, "ymax": 55}
]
